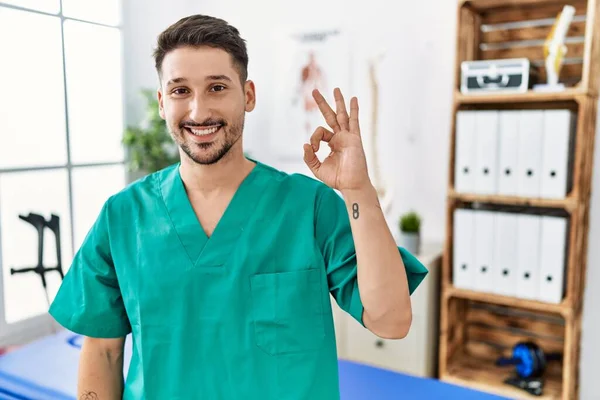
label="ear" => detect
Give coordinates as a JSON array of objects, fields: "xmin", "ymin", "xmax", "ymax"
[
  {"xmin": 244, "ymin": 80, "xmax": 256, "ymax": 112},
  {"xmin": 157, "ymin": 87, "xmax": 166, "ymax": 120}
]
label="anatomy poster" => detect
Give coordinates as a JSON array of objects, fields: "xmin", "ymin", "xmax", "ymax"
[{"xmin": 270, "ymin": 28, "xmax": 352, "ymax": 159}]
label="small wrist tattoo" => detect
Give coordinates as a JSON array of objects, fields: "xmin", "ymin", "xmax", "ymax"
[
  {"xmin": 80, "ymin": 392, "xmax": 99, "ymax": 400},
  {"xmin": 352, "ymin": 203, "xmax": 359, "ymax": 219}
]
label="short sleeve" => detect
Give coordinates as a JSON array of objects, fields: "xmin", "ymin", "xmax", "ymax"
[
  {"xmin": 49, "ymin": 199, "xmax": 131, "ymax": 338},
  {"xmin": 315, "ymin": 186, "xmax": 429, "ymax": 327}
]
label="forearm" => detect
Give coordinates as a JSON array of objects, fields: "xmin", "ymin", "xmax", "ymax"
[
  {"xmin": 78, "ymin": 338, "xmax": 125, "ymax": 399},
  {"xmin": 341, "ymin": 184, "xmax": 412, "ymax": 339}
]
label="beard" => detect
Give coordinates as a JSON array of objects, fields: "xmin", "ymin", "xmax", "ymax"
[{"xmin": 170, "ymin": 113, "xmax": 245, "ymax": 165}]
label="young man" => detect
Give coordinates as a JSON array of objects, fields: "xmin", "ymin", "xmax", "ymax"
[{"xmin": 49, "ymin": 14, "xmax": 428, "ymax": 400}]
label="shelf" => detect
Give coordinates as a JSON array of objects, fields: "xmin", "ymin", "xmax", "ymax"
[
  {"xmin": 444, "ymin": 285, "xmax": 570, "ymax": 317},
  {"xmin": 448, "ymin": 190, "xmax": 578, "ymax": 212},
  {"xmin": 461, "ymin": 0, "xmax": 588, "ymax": 13},
  {"xmin": 442, "ymin": 349, "xmax": 563, "ymax": 400},
  {"xmin": 441, "ymin": 0, "xmax": 598, "ymax": 398},
  {"xmin": 454, "ymin": 88, "xmax": 591, "ymax": 105}
]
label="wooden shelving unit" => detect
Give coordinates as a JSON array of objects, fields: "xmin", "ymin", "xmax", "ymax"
[
  {"xmin": 448, "ymin": 189, "xmax": 579, "ymax": 211},
  {"xmin": 443, "ymin": 286, "xmax": 569, "ymax": 316},
  {"xmin": 439, "ymin": 0, "xmax": 600, "ymax": 399},
  {"xmin": 455, "ymin": 88, "xmax": 591, "ymax": 104},
  {"xmin": 445, "ymin": 348, "xmax": 564, "ymax": 400}
]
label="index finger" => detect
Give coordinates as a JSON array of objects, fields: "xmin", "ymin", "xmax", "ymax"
[
  {"xmin": 312, "ymin": 89, "xmax": 341, "ymax": 133},
  {"xmin": 349, "ymin": 96, "xmax": 360, "ymax": 136},
  {"xmin": 334, "ymin": 88, "xmax": 350, "ymax": 131}
]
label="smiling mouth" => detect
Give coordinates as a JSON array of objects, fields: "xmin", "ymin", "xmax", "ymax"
[{"xmin": 184, "ymin": 125, "xmax": 222, "ymax": 136}]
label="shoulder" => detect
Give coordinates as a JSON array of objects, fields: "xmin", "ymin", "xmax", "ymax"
[
  {"xmin": 256, "ymin": 161, "xmax": 338, "ymax": 203},
  {"xmin": 102, "ymin": 164, "xmax": 178, "ymax": 220}
]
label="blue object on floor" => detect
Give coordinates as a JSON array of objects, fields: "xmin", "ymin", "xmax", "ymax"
[
  {"xmin": 338, "ymin": 359, "xmax": 513, "ymax": 400},
  {"xmin": 0, "ymin": 330, "xmax": 513, "ymax": 400}
]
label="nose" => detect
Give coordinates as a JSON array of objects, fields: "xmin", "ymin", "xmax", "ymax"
[{"xmin": 188, "ymin": 94, "xmax": 212, "ymax": 123}]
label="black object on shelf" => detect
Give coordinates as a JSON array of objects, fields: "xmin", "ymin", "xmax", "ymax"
[
  {"xmin": 10, "ymin": 212, "xmax": 65, "ymax": 307},
  {"xmin": 503, "ymin": 375, "xmax": 544, "ymax": 397}
]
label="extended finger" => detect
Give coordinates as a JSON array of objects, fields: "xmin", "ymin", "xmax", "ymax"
[
  {"xmin": 349, "ymin": 96, "xmax": 361, "ymax": 136},
  {"xmin": 334, "ymin": 88, "xmax": 350, "ymax": 131},
  {"xmin": 312, "ymin": 89, "xmax": 341, "ymax": 133},
  {"xmin": 309, "ymin": 126, "xmax": 335, "ymax": 152}
]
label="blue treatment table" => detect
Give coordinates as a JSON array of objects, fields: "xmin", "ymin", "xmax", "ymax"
[
  {"xmin": 0, "ymin": 330, "xmax": 512, "ymax": 399},
  {"xmin": 338, "ymin": 360, "xmax": 511, "ymax": 400}
]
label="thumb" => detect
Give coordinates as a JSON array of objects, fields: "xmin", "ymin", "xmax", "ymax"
[{"xmin": 303, "ymin": 143, "xmax": 321, "ymax": 175}]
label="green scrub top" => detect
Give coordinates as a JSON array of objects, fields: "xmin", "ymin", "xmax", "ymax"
[{"xmin": 49, "ymin": 160, "xmax": 428, "ymax": 400}]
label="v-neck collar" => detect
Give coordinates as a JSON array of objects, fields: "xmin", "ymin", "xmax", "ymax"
[{"xmin": 158, "ymin": 160, "xmax": 267, "ymax": 268}]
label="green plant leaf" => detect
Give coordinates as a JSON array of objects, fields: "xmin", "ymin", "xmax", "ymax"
[
  {"xmin": 399, "ymin": 211, "xmax": 421, "ymax": 233},
  {"xmin": 122, "ymin": 89, "xmax": 180, "ymax": 174}
]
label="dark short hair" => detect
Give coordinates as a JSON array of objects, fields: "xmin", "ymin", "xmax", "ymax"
[{"xmin": 153, "ymin": 15, "xmax": 249, "ymax": 84}]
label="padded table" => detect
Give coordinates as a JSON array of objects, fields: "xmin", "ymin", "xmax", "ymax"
[
  {"xmin": 338, "ymin": 359, "xmax": 511, "ymax": 399},
  {"xmin": 0, "ymin": 330, "xmax": 512, "ymax": 399}
]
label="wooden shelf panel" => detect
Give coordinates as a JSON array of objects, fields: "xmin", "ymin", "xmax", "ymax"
[
  {"xmin": 444, "ymin": 285, "xmax": 570, "ymax": 317},
  {"xmin": 461, "ymin": 0, "xmax": 588, "ymax": 15},
  {"xmin": 454, "ymin": 88, "xmax": 590, "ymax": 105},
  {"xmin": 442, "ymin": 349, "xmax": 562, "ymax": 399},
  {"xmin": 448, "ymin": 190, "xmax": 579, "ymax": 212}
]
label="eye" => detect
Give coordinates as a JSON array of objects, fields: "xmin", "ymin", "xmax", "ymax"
[
  {"xmin": 171, "ymin": 88, "xmax": 189, "ymax": 95},
  {"xmin": 210, "ymin": 85, "xmax": 226, "ymax": 92}
]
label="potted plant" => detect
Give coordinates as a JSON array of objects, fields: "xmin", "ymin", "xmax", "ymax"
[
  {"xmin": 122, "ymin": 89, "xmax": 180, "ymax": 178},
  {"xmin": 398, "ymin": 211, "xmax": 421, "ymax": 254}
]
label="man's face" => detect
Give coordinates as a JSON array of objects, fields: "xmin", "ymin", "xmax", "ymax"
[{"xmin": 157, "ymin": 46, "xmax": 255, "ymax": 165}]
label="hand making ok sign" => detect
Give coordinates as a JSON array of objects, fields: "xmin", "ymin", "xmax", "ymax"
[{"xmin": 303, "ymin": 88, "xmax": 372, "ymax": 193}]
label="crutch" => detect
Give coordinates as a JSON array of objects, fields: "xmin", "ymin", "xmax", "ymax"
[{"xmin": 10, "ymin": 212, "xmax": 65, "ymax": 309}]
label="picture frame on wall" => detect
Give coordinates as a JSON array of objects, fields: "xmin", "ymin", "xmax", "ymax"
[{"xmin": 270, "ymin": 26, "xmax": 352, "ymax": 161}]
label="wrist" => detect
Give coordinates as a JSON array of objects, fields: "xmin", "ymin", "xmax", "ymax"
[{"xmin": 340, "ymin": 183, "xmax": 378, "ymax": 204}]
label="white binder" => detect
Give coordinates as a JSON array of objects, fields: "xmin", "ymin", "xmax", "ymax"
[
  {"xmin": 541, "ymin": 110, "xmax": 574, "ymax": 199},
  {"xmin": 517, "ymin": 110, "xmax": 544, "ymax": 197},
  {"xmin": 474, "ymin": 111, "xmax": 499, "ymax": 195},
  {"xmin": 454, "ymin": 111, "xmax": 476, "ymax": 193},
  {"xmin": 538, "ymin": 216, "xmax": 568, "ymax": 303},
  {"xmin": 453, "ymin": 208, "xmax": 475, "ymax": 290},
  {"xmin": 473, "ymin": 210, "xmax": 495, "ymax": 292},
  {"xmin": 516, "ymin": 214, "xmax": 541, "ymax": 300},
  {"xmin": 492, "ymin": 212, "xmax": 518, "ymax": 297},
  {"xmin": 497, "ymin": 111, "xmax": 520, "ymax": 196}
]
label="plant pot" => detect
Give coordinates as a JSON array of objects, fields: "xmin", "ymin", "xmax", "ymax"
[{"xmin": 398, "ymin": 231, "xmax": 420, "ymax": 254}]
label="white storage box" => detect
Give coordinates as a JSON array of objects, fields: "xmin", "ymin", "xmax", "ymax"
[{"xmin": 460, "ymin": 58, "xmax": 538, "ymax": 94}]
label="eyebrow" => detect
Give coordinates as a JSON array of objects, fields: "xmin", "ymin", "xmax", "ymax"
[
  {"xmin": 206, "ymin": 75, "xmax": 232, "ymax": 83},
  {"xmin": 165, "ymin": 77, "xmax": 187, "ymax": 87},
  {"xmin": 165, "ymin": 75, "xmax": 232, "ymax": 87}
]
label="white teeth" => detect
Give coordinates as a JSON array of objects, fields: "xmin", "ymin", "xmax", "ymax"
[{"xmin": 189, "ymin": 126, "xmax": 219, "ymax": 136}]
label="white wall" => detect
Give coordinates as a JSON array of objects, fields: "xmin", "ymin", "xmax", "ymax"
[{"xmin": 122, "ymin": 1, "xmax": 600, "ymax": 398}]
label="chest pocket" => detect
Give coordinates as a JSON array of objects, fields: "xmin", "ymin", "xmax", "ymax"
[{"xmin": 250, "ymin": 268, "xmax": 325, "ymax": 356}]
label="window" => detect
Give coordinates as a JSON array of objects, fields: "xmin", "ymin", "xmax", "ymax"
[
  {"xmin": 62, "ymin": 0, "xmax": 120, "ymax": 26},
  {"xmin": 63, "ymin": 20, "xmax": 125, "ymax": 164},
  {"xmin": 0, "ymin": 0, "xmax": 60, "ymax": 14},
  {"xmin": 0, "ymin": 1, "xmax": 126, "ymax": 333},
  {"xmin": 0, "ymin": 170, "xmax": 72, "ymax": 323},
  {"xmin": 0, "ymin": 8, "xmax": 67, "ymax": 169}
]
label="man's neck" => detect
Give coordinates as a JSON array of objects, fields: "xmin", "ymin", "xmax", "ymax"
[{"xmin": 178, "ymin": 150, "xmax": 256, "ymax": 196}]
